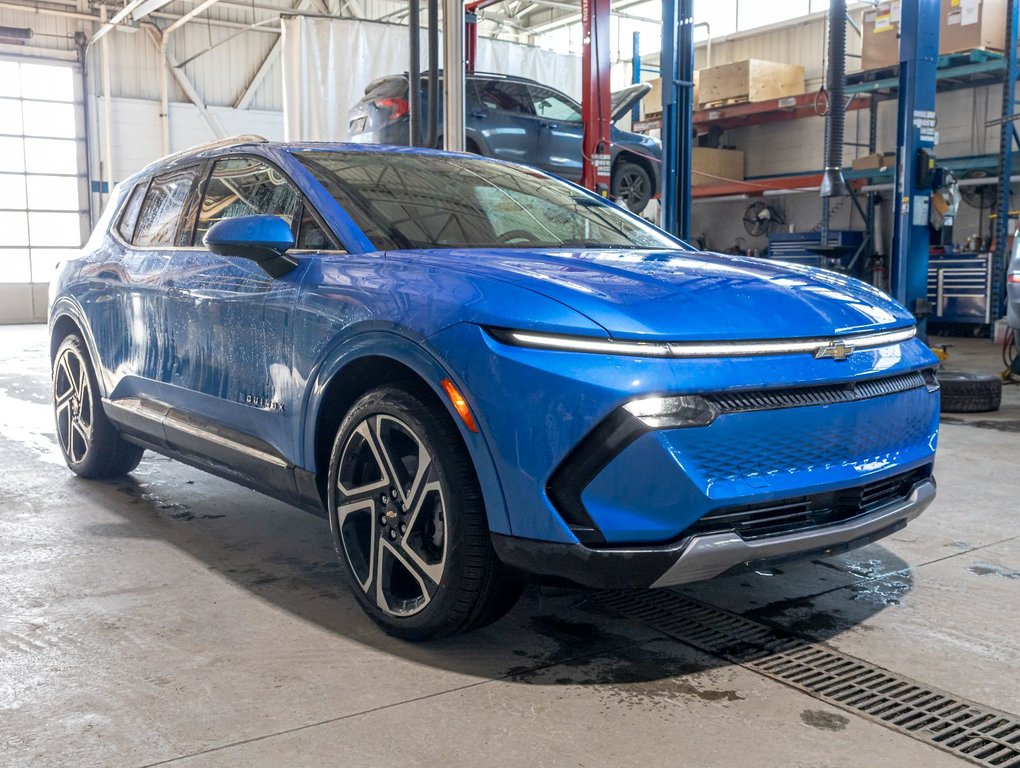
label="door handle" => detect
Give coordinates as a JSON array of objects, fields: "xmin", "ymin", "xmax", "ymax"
[
  {"xmin": 470, "ymin": 110, "xmax": 487, "ymax": 119},
  {"xmin": 539, "ymin": 121, "xmax": 558, "ymax": 129},
  {"xmin": 167, "ymin": 286, "xmax": 190, "ymax": 299}
]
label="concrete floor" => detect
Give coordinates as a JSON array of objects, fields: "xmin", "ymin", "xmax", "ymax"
[{"xmin": 1, "ymin": 323, "xmax": 1018, "ymax": 768}]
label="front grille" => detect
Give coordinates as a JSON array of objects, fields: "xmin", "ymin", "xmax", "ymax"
[
  {"xmin": 705, "ymin": 370, "xmax": 932, "ymax": 415},
  {"xmin": 687, "ymin": 466, "xmax": 931, "ymax": 540}
]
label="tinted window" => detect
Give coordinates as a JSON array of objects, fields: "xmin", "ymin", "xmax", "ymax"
[
  {"xmin": 116, "ymin": 181, "xmax": 147, "ymax": 243},
  {"xmin": 295, "ymin": 151, "xmax": 677, "ymax": 251},
  {"xmin": 133, "ymin": 167, "xmax": 197, "ymax": 247},
  {"xmin": 529, "ymin": 86, "xmax": 580, "ymax": 122},
  {"xmin": 297, "ymin": 205, "xmax": 334, "ymax": 250},
  {"xmin": 194, "ymin": 157, "xmax": 299, "ymax": 244},
  {"xmin": 476, "ymin": 80, "xmax": 534, "ymax": 115}
]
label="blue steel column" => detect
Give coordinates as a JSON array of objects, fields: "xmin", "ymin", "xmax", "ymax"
[
  {"xmin": 631, "ymin": 31, "xmax": 642, "ymax": 123},
  {"xmin": 890, "ymin": 0, "xmax": 940, "ymax": 337},
  {"xmin": 993, "ymin": 0, "xmax": 1019, "ymax": 322},
  {"xmin": 660, "ymin": 0, "xmax": 694, "ymax": 239}
]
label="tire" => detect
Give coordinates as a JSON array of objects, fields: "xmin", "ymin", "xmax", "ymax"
[
  {"xmin": 937, "ymin": 370, "xmax": 1002, "ymax": 413},
  {"xmin": 327, "ymin": 386, "xmax": 521, "ymax": 640},
  {"xmin": 52, "ymin": 333, "xmax": 144, "ymax": 478},
  {"xmin": 611, "ymin": 160, "xmax": 652, "ymax": 213}
]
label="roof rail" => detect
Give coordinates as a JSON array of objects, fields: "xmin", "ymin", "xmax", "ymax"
[{"xmin": 146, "ymin": 134, "xmax": 269, "ymax": 170}]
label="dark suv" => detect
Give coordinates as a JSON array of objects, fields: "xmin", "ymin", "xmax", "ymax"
[{"xmin": 348, "ymin": 72, "xmax": 661, "ymax": 213}]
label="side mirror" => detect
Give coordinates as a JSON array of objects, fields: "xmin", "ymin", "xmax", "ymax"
[{"xmin": 204, "ymin": 215, "xmax": 298, "ymax": 278}]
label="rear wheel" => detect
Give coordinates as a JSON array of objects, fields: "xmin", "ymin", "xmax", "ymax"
[
  {"xmin": 52, "ymin": 333, "xmax": 144, "ymax": 478},
  {"xmin": 612, "ymin": 160, "xmax": 652, "ymax": 213},
  {"xmin": 327, "ymin": 386, "xmax": 520, "ymax": 640}
]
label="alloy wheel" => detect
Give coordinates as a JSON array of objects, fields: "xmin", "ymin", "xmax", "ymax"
[
  {"xmin": 334, "ymin": 414, "xmax": 447, "ymax": 617},
  {"xmin": 617, "ymin": 170, "xmax": 646, "ymax": 207},
  {"xmin": 53, "ymin": 347, "xmax": 93, "ymax": 465}
]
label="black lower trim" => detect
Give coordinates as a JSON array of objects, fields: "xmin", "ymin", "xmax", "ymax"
[
  {"xmin": 491, "ymin": 532, "xmax": 685, "ymax": 589},
  {"xmin": 106, "ymin": 397, "xmax": 325, "ymax": 517},
  {"xmin": 685, "ymin": 466, "xmax": 932, "ymax": 541},
  {"xmin": 545, "ymin": 409, "xmax": 647, "ymax": 545}
]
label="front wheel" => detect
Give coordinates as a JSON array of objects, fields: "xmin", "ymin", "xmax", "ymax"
[{"xmin": 327, "ymin": 386, "xmax": 520, "ymax": 640}]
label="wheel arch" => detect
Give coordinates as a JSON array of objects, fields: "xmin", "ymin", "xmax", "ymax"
[
  {"xmin": 49, "ymin": 299, "xmax": 109, "ymax": 398},
  {"xmin": 303, "ymin": 333, "xmax": 512, "ymax": 535},
  {"xmin": 612, "ymin": 149, "xmax": 656, "ymax": 189}
]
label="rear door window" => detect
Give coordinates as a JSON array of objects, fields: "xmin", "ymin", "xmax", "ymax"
[
  {"xmin": 529, "ymin": 86, "xmax": 581, "ymax": 122},
  {"xmin": 476, "ymin": 80, "xmax": 534, "ymax": 115},
  {"xmin": 133, "ymin": 167, "xmax": 200, "ymax": 247},
  {"xmin": 194, "ymin": 156, "xmax": 299, "ymax": 245}
]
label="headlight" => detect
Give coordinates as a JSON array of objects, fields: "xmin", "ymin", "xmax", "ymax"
[
  {"xmin": 486, "ymin": 327, "xmax": 672, "ymax": 357},
  {"xmin": 623, "ymin": 395, "xmax": 719, "ymax": 428}
]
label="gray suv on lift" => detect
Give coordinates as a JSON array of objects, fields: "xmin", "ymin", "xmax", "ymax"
[{"xmin": 348, "ymin": 72, "xmax": 661, "ymax": 213}]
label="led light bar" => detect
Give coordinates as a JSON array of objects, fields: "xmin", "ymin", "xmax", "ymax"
[{"xmin": 487, "ymin": 326, "xmax": 916, "ymax": 359}]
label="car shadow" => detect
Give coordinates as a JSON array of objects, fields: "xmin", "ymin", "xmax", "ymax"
[{"xmin": 80, "ymin": 463, "xmax": 914, "ymax": 689}]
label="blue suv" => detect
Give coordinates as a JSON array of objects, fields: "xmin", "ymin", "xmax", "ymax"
[
  {"xmin": 348, "ymin": 73, "xmax": 661, "ymax": 213},
  {"xmin": 50, "ymin": 137, "xmax": 940, "ymax": 639}
]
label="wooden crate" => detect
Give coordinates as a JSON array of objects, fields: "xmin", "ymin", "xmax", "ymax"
[
  {"xmin": 640, "ymin": 72, "xmax": 699, "ymax": 119},
  {"xmin": 697, "ymin": 60, "xmax": 804, "ymax": 109},
  {"xmin": 692, "ymin": 147, "xmax": 744, "ymax": 187}
]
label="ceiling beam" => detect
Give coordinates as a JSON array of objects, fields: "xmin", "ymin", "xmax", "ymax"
[
  {"xmin": 90, "ymin": 0, "xmax": 148, "ymax": 43},
  {"xmin": 164, "ymin": 0, "xmax": 226, "ymax": 35}
]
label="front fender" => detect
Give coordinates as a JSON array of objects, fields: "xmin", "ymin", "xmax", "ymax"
[{"xmin": 299, "ymin": 330, "xmax": 512, "ymax": 536}]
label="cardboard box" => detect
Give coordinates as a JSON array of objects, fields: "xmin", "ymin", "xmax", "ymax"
[
  {"xmin": 692, "ymin": 147, "xmax": 744, "ymax": 186},
  {"xmin": 851, "ymin": 152, "xmax": 896, "ymax": 170},
  {"xmin": 862, "ymin": 0, "xmax": 1005, "ymax": 71},
  {"xmin": 941, "ymin": 0, "xmax": 1005, "ymax": 55},
  {"xmin": 640, "ymin": 72, "xmax": 699, "ymax": 119},
  {"xmin": 697, "ymin": 59, "xmax": 804, "ymax": 108},
  {"xmin": 861, "ymin": 2, "xmax": 902, "ymax": 70}
]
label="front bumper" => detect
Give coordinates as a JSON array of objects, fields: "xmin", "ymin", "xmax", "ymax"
[
  {"xmin": 493, "ymin": 476, "xmax": 935, "ymax": 588},
  {"xmin": 427, "ymin": 323, "xmax": 940, "ymax": 547}
]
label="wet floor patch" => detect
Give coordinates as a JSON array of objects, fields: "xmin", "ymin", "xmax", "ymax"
[
  {"xmin": 800, "ymin": 709, "xmax": 849, "ymax": 731},
  {"xmin": 512, "ymin": 618, "xmax": 745, "ymax": 711},
  {"xmin": 968, "ymin": 563, "xmax": 1020, "ymax": 580}
]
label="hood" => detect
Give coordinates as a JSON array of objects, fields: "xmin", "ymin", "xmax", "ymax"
[
  {"xmin": 389, "ymin": 248, "xmax": 914, "ymax": 341},
  {"xmin": 611, "ymin": 83, "xmax": 651, "ymax": 123}
]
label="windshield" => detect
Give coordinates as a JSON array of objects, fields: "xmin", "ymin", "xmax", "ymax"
[{"xmin": 292, "ymin": 150, "xmax": 681, "ymax": 251}]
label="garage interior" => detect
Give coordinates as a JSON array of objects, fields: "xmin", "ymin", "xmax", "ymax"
[{"xmin": 2, "ymin": 0, "xmax": 1020, "ymax": 765}]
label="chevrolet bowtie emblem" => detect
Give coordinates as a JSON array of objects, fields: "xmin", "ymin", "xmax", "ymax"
[{"xmin": 815, "ymin": 340, "xmax": 855, "ymax": 361}]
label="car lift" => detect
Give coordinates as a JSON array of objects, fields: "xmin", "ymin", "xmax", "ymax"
[
  {"xmin": 659, "ymin": 0, "xmax": 694, "ymax": 240},
  {"xmin": 890, "ymin": 0, "xmax": 940, "ymax": 337},
  {"xmin": 579, "ymin": 0, "xmax": 612, "ymax": 195}
]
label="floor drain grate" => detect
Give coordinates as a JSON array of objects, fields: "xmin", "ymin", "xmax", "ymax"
[{"xmin": 591, "ymin": 589, "xmax": 1020, "ymax": 767}]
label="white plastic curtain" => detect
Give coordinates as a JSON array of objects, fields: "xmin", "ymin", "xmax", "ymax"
[{"xmin": 280, "ymin": 15, "xmax": 581, "ymax": 142}]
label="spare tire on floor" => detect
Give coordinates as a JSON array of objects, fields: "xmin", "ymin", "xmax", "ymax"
[{"xmin": 937, "ymin": 371, "xmax": 1002, "ymax": 413}]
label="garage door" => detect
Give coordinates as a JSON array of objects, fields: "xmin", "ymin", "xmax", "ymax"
[{"xmin": 0, "ymin": 59, "xmax": 87, "ymax": 324}]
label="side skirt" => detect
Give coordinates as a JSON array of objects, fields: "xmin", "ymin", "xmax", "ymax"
[{"xmin": 104, "ymin": 397, "xmax": 325, "ymax": 517}]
